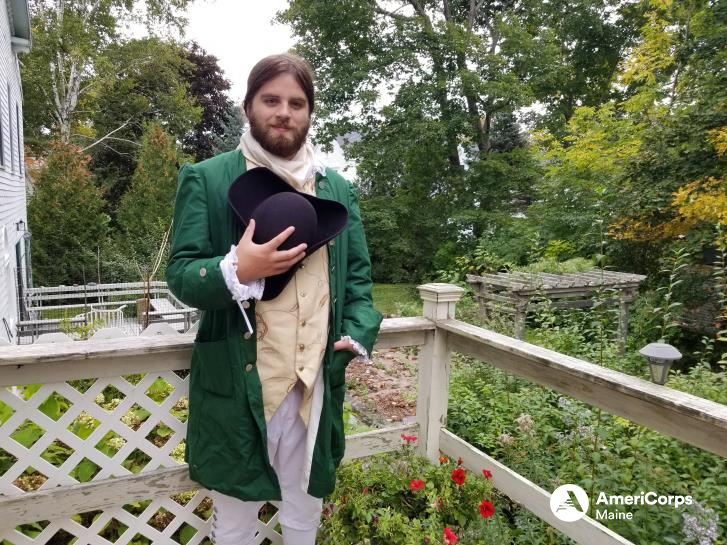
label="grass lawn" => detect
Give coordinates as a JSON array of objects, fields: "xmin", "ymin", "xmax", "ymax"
[{"xmin": 371, "ymin": 283, "xmax": 421, "ymax": 316}]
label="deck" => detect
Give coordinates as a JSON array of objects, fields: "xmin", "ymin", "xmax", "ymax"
[{"xmin": 0, "ymin": 283, "xmax": 724, "ymax": 545}]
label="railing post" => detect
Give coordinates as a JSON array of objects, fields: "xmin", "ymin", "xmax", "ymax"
[{"xmin": 416, "ymin": 283, "xmax": 465, "ymax": 462}]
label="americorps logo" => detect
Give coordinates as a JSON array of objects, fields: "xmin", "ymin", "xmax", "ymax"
[
  {"xmin": 550, "ymin": 484, "xmax": 590, "ymax": 522},
  {"xmin": 550, "ymin": 485, "xmax": 694, "ymax": 522}
]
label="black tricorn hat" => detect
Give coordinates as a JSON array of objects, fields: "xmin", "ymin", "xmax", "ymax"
[{"xmin": 227, "ymin": 167, "xmax": 349, "ymax": 300}]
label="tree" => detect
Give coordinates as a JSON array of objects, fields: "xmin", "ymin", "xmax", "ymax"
[
  {"xmin": 27, "ymin": 142, "xmax": 108, "ymax": 286},
  {"xmin": 117, "ymin": 123, "xmax": 189, "ymax": 246},
  {"xmin": 277, "ymin": 0, "xmax": 637, "ymax": 281},
  {"xmin": 22, "ymin": 0, "xmax": 195, "ymax": 152},
  {"xmin": 210, "ymin": 103, "xmax": 246, "ymax": 155},
  {"xmin": 87, "ymin": 38, "xmax": 201, "ymax": 210},
  {"xmin": 182, "ymin": 42, "xmax": 234, "ymax": 162}
]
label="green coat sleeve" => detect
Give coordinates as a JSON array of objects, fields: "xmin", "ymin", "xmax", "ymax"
[
  {"xmin": 166, "ymin": 164, "xmax": 234, "ymax": 311},
  {"xmin": 340, "ymin": 183, "xmax": 382, "ymax": 355}
]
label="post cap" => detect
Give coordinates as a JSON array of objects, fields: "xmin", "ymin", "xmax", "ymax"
[{"xmin": 417, "ymin": 283, "xmax": 465, "ymax": 303}]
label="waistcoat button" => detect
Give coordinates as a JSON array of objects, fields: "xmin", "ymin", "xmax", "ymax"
[
  {"xmin": 318, "ymin": 180, "xmax": 326, "ymax": 190},
  {"xmin": 199, "ymin": 267, "xmax": 207, "ymax": 277},
  {"xmin": 245, "ymin": 363, "xmax": 253, "ymax": 372},
  {"xmin": 241, "ymin": 300, "xmax": 250, "ymax": 309},
  {"xmin": 243, "ymin": 332, "xmax": 252, "ymax": 340}
]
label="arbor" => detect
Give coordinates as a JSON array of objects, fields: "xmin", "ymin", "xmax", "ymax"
[{"xmin": 27, "ymin": 142, "xmax": 108, "ymax": 286}]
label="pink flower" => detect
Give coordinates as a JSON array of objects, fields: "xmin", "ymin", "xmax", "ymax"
[
  {"xmin": 401, "ymin": 433, "xmax": 417, "ymax": 444},
  {"xmin": 444, "ymin": 527, "xmax": 458, "ymax": 544}
]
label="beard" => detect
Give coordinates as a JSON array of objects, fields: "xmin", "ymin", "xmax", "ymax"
[{"xmin": 248, "ymin": 112, "xmax": 310, "ymax": 159}]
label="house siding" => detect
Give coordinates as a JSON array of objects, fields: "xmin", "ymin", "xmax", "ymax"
[{"xmin": 0, "ymin": 0, "xmax": 28, "ymax": 344}]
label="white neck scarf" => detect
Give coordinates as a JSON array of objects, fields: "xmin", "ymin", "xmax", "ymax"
[{"xmin": 238, "ymin": 130, "xmax": 324, "ymax": 191}]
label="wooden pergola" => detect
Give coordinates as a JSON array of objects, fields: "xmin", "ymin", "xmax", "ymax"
[{"xmin": 467, "ymin": 270, "xmax": 647, "ymax": 353}]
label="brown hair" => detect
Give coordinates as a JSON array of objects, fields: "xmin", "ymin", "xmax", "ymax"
[{"xmin": 243, "ymin": 53, "xmax": 315, "ymax": 115}]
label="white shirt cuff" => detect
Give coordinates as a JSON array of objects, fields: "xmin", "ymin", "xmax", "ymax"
[
  {"xmin": 340, "ymin": 335, "xmax": 370, "ymax": 364},
  {"xmin": 220, "ymin": 245, "xmax": 265, "ymax": 301}
]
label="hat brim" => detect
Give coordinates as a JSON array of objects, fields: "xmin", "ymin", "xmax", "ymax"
[{"xmin": 227, "ymin": 167, "xmax": 349, "ymax": 300}]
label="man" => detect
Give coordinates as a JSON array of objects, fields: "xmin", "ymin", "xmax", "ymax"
[{"xmin": 166, "ymin": 53, "xmax": 382, "ymax": 545}]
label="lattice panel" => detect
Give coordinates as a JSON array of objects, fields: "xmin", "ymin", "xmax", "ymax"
[{"xmin": 0, "ymin": 372, "xmax": 284, "ymax": 545}]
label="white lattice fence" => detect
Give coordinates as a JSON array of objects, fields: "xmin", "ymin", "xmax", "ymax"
[{"xmin": 0, "ymin": 351, "xmax": 286, "ymax": 545}]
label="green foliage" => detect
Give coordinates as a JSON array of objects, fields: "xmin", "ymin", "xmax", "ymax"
[
  {"xmin": 279, "ymin": 0, "xmax": 628, "ymax": 283},
  {"xmin": 447, "ymin": 354, "xmax": 727, "ymax": 544},
  {"xmin": 59, "ymin": 317, "xmax": 106, "ymax": 340},
  {"xmin": 117, "ymin": 123, "xmax": 187, "ymax": 282},
  {"xmin": 321, "ymin": 440, "xmax": 497, "ymax": 544},
  {"xmin": 90, "ymin": 38, "xmax": 201, "ymax": 209},
  {"xmin": 27, "ymin": 141, "xmax": 109, "ymax": 287},
  {"xmin": 181, "ymin": 41, "xmax": 234, "ymax": 162},
  {"xmin": 22, "ymin": 0, "xmax": 194, "ymax": 151}
]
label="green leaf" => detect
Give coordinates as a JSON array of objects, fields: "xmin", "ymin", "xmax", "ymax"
[
  {"xmin": 39, "ymin": 396, "xmax": 61, "ymax": 421},
  {"xmin": 180, "ymin": 525, "xmax": 196, "ymax": 545},
  {"xmin": 75, "ymin": 459, "xmax": 98, "ymax": 482}
]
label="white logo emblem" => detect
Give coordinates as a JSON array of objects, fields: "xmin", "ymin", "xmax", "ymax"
[{"xmin": 550, "ymin": 484, "xmax": 589, "ymax": 522}]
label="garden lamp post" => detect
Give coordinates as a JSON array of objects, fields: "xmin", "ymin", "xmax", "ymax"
[{"xmin": 639, "ymin": 342, "xmax": 682, "ymax": 385}]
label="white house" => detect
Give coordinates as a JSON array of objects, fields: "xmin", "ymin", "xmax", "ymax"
[{"xmin": 0, "ymin": 0, "xmax": 31, "ymax": 345}]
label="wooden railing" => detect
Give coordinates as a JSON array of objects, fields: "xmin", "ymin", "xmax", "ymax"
[
  {"xmin": 0, "ymin": 284, "xmax": 725, "ymax": 545},
  {"xmin": 17, "ymin": 282, "xmax": 200, "ymax": 343}
]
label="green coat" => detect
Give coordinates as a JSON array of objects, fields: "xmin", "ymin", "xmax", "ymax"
[{"xmin": 166, "ymin": 149, "xmax": 382, "ymax": 501}]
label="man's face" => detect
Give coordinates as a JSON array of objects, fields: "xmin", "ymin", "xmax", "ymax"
[{"xmin": 246, "ymin": 72, "xmax": 311, "ymax": 159}]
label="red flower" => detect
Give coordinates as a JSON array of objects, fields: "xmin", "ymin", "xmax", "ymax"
[
  {"xmin": 482, "ymin": 469, "xmax": 493, "ymax": 479},
  {"xmin": 479, "ymin": 500, "xmax": 495, "ymax": 519},
  {"xmin": 362, "ymin": 486, "xmax": 369, "ymax": 494},
  {"xmin": 410, "ymin": 479, "xmax": 425, "ymax": 491},
  {"xmin": 457, "ymin": 457, "xmax": 463, "ymax": 466},
  {"xmin": 451, "ymin": 468, "xmax": 466, "ymax": 486},
  {"xmin": 444, "ymin": 527, "xmax": 458, "ymax": 544},
  {"xmin": 401, "ymin": 433, "xmax": 417, "ymax": 444}
]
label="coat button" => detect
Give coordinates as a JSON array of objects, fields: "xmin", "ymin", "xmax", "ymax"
[
  {"xmin": 243, "ymin": 332, "xmax": 252, "ymax": 340},
  {"xmin": 242, "ymin": 300, "xmax": 250, "ymax": 309},
  {"xmin": 329, "ymin": 239, "xmax": 336, "ymax": 246},
  {"xmin": 318, "ymin": 180, "xmax": 326, "ymax": 189},
  {"xmin": 245, "ymin": 363, "xmax": 253, "ymax": 372},
  {"xmin": 199, "ymin": 267, "xmax": 207, "ymax": 277},
  {"xmin": 298, "ymin": 343, "xmax": 305, "ymax": 351}
]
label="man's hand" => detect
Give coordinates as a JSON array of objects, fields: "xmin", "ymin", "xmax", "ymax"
[
  {"xmin": 235, "ymin": 219, "xmax": 307, "ymax": 284},
  {"xmin": 333, "ymin": 339, "xmax": 356, "ymax": 353}
]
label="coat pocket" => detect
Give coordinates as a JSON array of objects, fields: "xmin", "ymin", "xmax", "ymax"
[
  {"xmin": 329, "ymin": 349, "xmax": 355, "ymax": 388},
  {"xmin": 194, "ymin": 338, "xmax": 234, "ymax": 397}
]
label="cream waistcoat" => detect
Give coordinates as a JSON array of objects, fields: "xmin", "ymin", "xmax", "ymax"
[{"xmin": 244, "ymin": 156, "xmax": 330, "ymax": 428}]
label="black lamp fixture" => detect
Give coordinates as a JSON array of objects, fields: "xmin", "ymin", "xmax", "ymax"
[{"xmin": 15, "ymin": 220, "xmax": 25, "ymax": 232}]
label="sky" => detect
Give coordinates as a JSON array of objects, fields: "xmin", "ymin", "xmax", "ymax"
[{"xmin": 183, "ymin": 0, "xmax": 295, "ymax": 105}]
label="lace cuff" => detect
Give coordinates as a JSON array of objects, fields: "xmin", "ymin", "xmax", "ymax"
[
  {"xmin": 340, "ymin": 335, "xmax": 371, "ymax": 364},
  {"xmin": 220, "ymin": 245, "xmax": 265, "ymax": 301}
]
